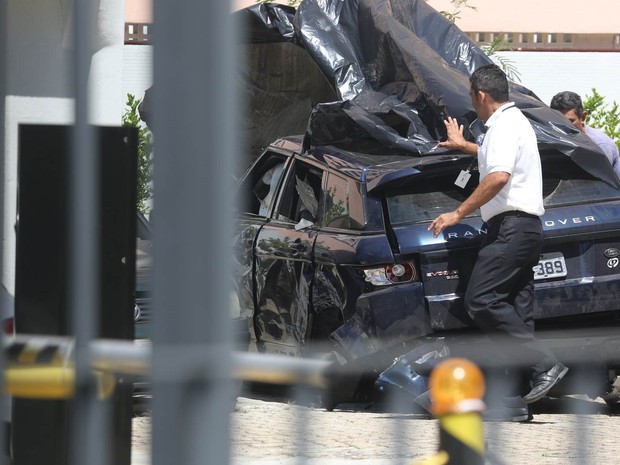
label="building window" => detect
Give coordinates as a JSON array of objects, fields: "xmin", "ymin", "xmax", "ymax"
[
  {"xmin": 548, "ymin": 34, "xmax": 557, "ymax": 44},
  {"xmin": 563, "ymin": 34, "xmax": 573, "ymax": 43},
  {"xmin": 125, "ymin": 22, "xmax": 152, "ymax": 44},
  {"xmin": 519, "ymin": 33, "xmax": 528, "ymax": 43},
  {"xmin": 615, "ymin": 35, "xmax": 620, "ymax": 45},
  {"xmin": 504, "ymin": 33, "xmax": 513, "ymax": 43},
  {"xmin": 476, "ymin": 32, "xmax": 486, "ymax": 42},
  {"xmin": 533, "ymin": 33, "xmax": 543, "ymax": 43}
]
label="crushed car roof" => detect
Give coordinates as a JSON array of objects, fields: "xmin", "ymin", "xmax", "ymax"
[{"xmin": 274, "ymin": 135, "xmax": 478, "ymax": 190}]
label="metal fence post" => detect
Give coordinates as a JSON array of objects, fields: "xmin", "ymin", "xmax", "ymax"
[
  {"xmin": 69, "ymin": 1, "xmax": 103, "ymax": 465},
  {"xmin": 151, "ymin": 0, "xmax": 238, "ymax": 464},
  {"xmin": 0, "ymin": 0, "xmax": 6, "ymax": 462}
]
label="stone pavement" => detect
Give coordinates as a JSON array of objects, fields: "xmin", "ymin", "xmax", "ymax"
[{"xmin": 131, "ymin": 393, "xmax": 620, "ymax": 465}]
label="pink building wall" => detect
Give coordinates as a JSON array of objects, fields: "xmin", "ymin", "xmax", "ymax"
[
  {"xmin": 125, "ymin": 0, "xmax": 152, "ymax": 23},
  {"xmin": 127, "ymin": 0, "xmax": 620, "ymax": 33}
]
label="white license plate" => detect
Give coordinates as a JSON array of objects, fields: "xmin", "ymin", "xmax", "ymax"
[{"xmin": 533, "ymin": 252, "xmax": 567, "ymax": 280}]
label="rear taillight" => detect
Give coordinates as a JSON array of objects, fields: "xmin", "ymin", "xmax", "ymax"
[
  {"xmin": 2, "ymin": 317, "xmax": 14, "ymax": 336},
  {"xmin": 364, "ymin": 262, "xmax": 417, "ymax": 286}
]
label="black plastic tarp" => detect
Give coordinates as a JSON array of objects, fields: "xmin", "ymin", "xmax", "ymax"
[
  {"xmin": 235, "ymin": 3, "xmax": 338, "ymax": 169},
  {"xmin": 293, "ymin": 0, "xmax": 620, "ymax": 187},
  {"xmin": 234, "ymin": 0, "xmax": 620, "ymax": 188}
]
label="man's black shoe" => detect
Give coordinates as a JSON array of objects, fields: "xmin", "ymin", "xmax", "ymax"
[{"xmin": 523, "ymin": 362, "xmax": 568, "ymax": 404}]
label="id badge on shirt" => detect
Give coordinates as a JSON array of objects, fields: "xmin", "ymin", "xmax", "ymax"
[{"xmin": 455, "ymin": 170, "xmax": 471, "ymax": 188}]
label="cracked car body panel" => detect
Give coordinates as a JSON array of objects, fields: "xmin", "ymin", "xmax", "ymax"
[
  {"xmin": 232, "ymin": 219, "xmax": 264, "ymax": 345},
  {"xmin": 311, "ymin": 233, "xmax": 395, "ymax": 341},
  {"xmin": 254, "ymin": 224, "xmax": 315, "ymax": 352}
]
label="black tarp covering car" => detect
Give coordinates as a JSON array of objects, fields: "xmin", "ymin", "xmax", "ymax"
[
  {"xmin": 235, "ymin": 3, "xmax": 338, "ymax": 170},
  {"xmin": 238, "ymin": 0, "xmax": 620, "ymax": 189}
]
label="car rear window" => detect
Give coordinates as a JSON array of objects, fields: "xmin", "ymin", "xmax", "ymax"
[
  {"xmin": 384, "ymin": 155, "xmax": 620, "ymax": 226},
  {"xmin": 385, "ymin": 172, "xmax": 475, "ymax": 225},
  {"xmin": 542, "ymin": 178, "xmax": 620, "ymax": 207}
]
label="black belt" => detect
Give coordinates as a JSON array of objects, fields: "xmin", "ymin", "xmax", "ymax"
[{"xmin": 487, "ymin": 210, "xmax": 539, "ymax": 226}]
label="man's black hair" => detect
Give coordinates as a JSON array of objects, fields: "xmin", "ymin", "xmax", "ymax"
[
  {"xmin": 550, "ymin": 91, "xmax": 584, "ymax": 117},
  {"xmin": 470, "ymin": 64, "xmax": 509, "ymax": 103}
]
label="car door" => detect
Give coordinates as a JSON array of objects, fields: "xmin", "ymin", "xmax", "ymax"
[
  {"xmin": 253, "ymin": 158, "xmax": 324, "ymax": 353},
  {"xmin": 233, "ymin": 151, "xmax": 291, "ymax": 344},
  {"xmin": 310, "ymin": 172, "xmax": 370, "ymax": 341}
]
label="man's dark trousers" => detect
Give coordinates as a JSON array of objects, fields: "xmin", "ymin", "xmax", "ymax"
[{"xmin": 465, "ymin": 212, "xmax": 559, "ymax": 378}]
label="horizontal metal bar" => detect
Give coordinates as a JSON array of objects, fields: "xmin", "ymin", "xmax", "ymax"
[
  {"xmin": 5, "ymin": 321, "xmax": 620, "ymax": 399},
  {"xmin": 232, "ymin": 351, "xmax": 331, "ymax": 389},
  {"xmin": 5, "ymin": 335, "xmax": 331, "ymax": 388}
]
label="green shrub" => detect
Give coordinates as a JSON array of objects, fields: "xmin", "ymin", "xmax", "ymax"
[
  {"xmin": 122, "ymin": 93, "xmax": 153, "ymax": 214},
  {"xmin": 583, "ymin": 88, "xmax": 620, "ymax": 152}
]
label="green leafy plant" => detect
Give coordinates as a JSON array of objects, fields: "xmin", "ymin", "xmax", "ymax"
[
  {"xmin": 122, "ymin": 93, "xmax": 153, "ymax": 214},
  {"xmin": 583, "ymin": 88, "xmax": 620, "ymax": 152},
  {"xmin": 436, "ymin": 0, "xmax": 477, "ymax": 22},
  {"xmin": 481, "ymin": 36, "xmax": 521, "ymax": 83}
]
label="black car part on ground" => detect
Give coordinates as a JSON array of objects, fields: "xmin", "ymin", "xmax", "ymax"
[
  {"xmin": 375, "ymin": 322, "xmax": 620, "ymax": 414},
  {"xmin": 239, "ymin": 0, "xmax": 620, "ymax": 189}
]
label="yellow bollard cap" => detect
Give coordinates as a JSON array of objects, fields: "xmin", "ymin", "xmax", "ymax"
[{"xmin": 429, "ymin": 358, "xmax": 485, "ymax": 416}]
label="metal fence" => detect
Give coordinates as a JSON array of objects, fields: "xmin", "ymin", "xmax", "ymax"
[{"xmin": 6, "ymin": 330, "xmax": 620, "ymax": 465}]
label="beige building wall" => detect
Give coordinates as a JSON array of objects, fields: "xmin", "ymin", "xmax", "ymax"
[
  {"xmin": 427, "ymin": 0, "xmax": 620, "ymax": 33},
  {"xmin": 228, "ymin": 0, "xmax": 620, "ymax": 49},
  {"xmin": 428, "ymin": 0, "xmax": 620, "ymax": 50},
  {"xmin": 129, "ymin": 0, "xmax": 620, "ymax": 31},
  {"xmin": 125, "ymin": 0, "xmax": 152, "ymax": 23}
]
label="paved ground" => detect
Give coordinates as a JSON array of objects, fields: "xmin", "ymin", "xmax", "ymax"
[{"xmin": 131, "ymin": 392, "xmax": 620, "ymax": 465}]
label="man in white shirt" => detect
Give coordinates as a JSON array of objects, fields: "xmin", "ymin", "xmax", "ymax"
[{"xmin": 428, "ymin": 64, "xmax": 567, "ymax": 414}]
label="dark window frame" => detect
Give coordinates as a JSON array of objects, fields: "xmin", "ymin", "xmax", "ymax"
[{"xmin": 235, "ymin": 150, "xmax": 291, "ymax": 218}]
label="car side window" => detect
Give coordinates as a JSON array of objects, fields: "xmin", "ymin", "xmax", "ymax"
[
  {"xmin": 276, "ymin": 161, "xmax": 323, "ymax": 225},
  {"xmin": 236, "ymin": 153, "xmax": 288, "ymax": 217},
  {"xmin": 324, "ymin": 173, "xmax": 365, "ymax": 230}
]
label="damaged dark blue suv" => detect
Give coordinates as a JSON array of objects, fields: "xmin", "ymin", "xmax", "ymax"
[
  {"xmin": 233, "ymin": 134, "xmax": 620, "ymax": 402},
  {"xmin": 232, "ymin": 0, "xmax": 620, "ymax": 404}
]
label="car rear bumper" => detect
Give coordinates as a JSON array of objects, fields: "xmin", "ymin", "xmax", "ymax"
[{"xmin": 330, "ymin": 281, "xmax": 431, "ymax": 361}]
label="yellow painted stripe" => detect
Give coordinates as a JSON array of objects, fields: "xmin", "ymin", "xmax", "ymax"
[
  {"xmin": 411, "ymin": 450, "xmax": 449, "ymax": 465},
  {"xmin": 4, "ymin": 366, "xmax": 117, "ymax": 400},
  {"xmin": 51, "ymin": 352, "xmax": 65, "ymax": 366},
  {"xmin": 440, "ymin": 413, "xmax": 485, "ymax": 455},
  {"xmin": 16, "ymin": 346, "xmax": 42, "ymax": 365},
  {"xmin": 93, "ymin": 371, "xmax": 117, "ymax": 399},
  {"xmin": 4, "ymin": 366, "xmax": 75, "ymax": 399}
]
